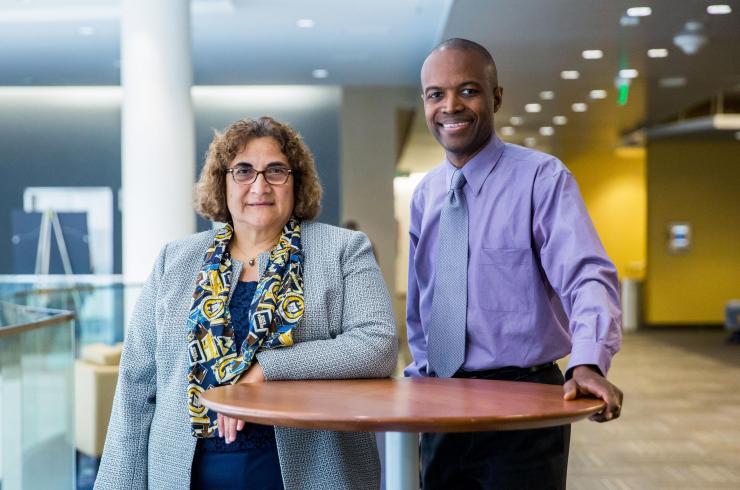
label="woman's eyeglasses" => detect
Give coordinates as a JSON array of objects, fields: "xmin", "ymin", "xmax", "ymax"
[{"xmin": 226, "ymin": 165, "xmax": 293, "ymax": 185}]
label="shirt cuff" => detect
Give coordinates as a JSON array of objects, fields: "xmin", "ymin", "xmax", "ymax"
[
  {"xmin": 566, "ymin": 341, "xmax": 613, "ymax": 378},
  {"xmin": 403, "ymin": 361, "xmax": 427, "ymax": 378}
]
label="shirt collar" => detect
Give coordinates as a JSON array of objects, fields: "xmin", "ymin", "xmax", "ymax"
[{"xmin": 444, "ymin": 134, "xmax": 505, "ymax": 196}]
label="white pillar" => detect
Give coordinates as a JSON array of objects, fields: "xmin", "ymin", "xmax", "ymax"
[{"xmin": 121, "ymin": 0, "xmax": 195, "ymax": 282}]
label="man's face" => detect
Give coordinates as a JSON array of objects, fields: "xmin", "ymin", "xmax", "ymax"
[{"xmin": 421, "ymin": 48, "xmax": 503, "ymax": 167}]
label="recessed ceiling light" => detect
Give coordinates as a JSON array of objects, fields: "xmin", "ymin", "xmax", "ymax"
[
  {"xmin": 553, "ymin": 115, "xmax": 568, "ymax": 125},
  {"xmin": 539, "ymin": 91, "xmax": 555, "ymax": 100},
  {"xmin": 572, "ymin": 103, "xmax": 588, "ymax": 112},
  {"xmin": 500, "ymin": 126, "xmax": 515, "ymax": 136},
  {"xmin": 561, "ymin": 70, "xmax": 580, "ymax": 80},
  {"xmin": 589, "ymin": 89, "xmax": 608, "ymax": 99},
  {"xmin": 312, "ymin": 69, "xmax": 329, "ymax": 79},
  {"xmin": 659, "ymin": 76, "xmax": 687, "ymax": 88},
  {"xmin": 539, "ymin": 126, "xmax": 555, "ymax": 136},
  {"xmin": 620, "ymin": 15, "xmax": 640, "ymax": 26},
  {"xmin": 525, "ymin": 103, "xmax": 542, "ymax": 113},
  {"xmin": 78, "ymin": 26, "xmax": 95, "ymax": 36},
  {"xmin": 582, "ymin": 50, "xmax": 603, "ymax": 60},
  {"xmin": 524, "ymin": 137, "xmax": 537, "ymax": 147},
  {"xmin": 619, "ymin": 68, "xmax": 639, "ymax": 79},
  {"xmin": 510, "ymin": 116, "xmax": 524, "ymax": 126},
  {"xmin": 296, "ymin": 19, "xmax": 315, "ymax": 28},
  {"xmin": 647, "ymin": 48, "xmax": 669, "ymax": 58},
  {"xmin": 627, "ymin": 7, "xmax": 652, "ymax": 17},
  {"xmin": 707, "ymin": 5, "xmax": 732, "ymax": 15}
]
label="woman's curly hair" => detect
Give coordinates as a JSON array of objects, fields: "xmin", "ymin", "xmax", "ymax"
[{"xmin": 195, "ymin": 116, "xmax": 322, "ymax": 222}]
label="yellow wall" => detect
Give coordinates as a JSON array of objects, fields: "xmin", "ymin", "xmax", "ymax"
[
  {"xmin": 564, "ymin": 147, "xmax": 647, "ymax": 280},
  {"xmin": 646, "ymin": 139, "xmax": 740, "ymax": 324}
]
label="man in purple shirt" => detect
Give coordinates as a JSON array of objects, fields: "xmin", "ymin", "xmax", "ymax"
[{"xmin": 405, "ymin": 38, "xmax": 624, "ymax": 489}]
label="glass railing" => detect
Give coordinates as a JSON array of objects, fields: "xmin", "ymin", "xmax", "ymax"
[
  {"xmin": 0, "ymin": 275, "xmax": 135, "ymax": 352},
  {"xmin": 0, "ymin": 276, "xmax": 143, "ymax": 490},
  {"xmin": 0, "ymin": 301, "xmax": 76, "ymax": 490}
]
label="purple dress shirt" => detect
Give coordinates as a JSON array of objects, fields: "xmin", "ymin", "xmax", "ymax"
[{"xmin": 405, "ymin": 134, "xmax": 621, "ymax": 378}]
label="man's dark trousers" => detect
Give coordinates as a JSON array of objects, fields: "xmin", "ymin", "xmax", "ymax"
[{"xmin": 421, "ymin": 363, "xmax": 571, "ymax": 490}]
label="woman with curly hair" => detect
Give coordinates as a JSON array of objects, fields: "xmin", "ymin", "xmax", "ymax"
[{"xmin": 95, "ymin": 116, "xmax": 397, "ymax": 490}]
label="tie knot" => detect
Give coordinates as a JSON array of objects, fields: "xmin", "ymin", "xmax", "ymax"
[{"xmin": 450, "ymin": 170, "xmax": 466, "ymax": 191}]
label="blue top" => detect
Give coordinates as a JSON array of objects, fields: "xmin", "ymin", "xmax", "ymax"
[{"xmin": 191, "ymin": 280, "xmax": 283, "ymax": 489}]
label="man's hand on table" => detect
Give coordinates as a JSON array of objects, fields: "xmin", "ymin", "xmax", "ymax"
[
  {"xmin": 563, "ymin": 365, "xmax": 623, "ymax": 422},
  {"xmin": 218, "ymin": 362, "xmax": 266, "ymax": 443}
]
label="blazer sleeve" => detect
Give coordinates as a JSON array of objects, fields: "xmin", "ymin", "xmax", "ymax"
[
  {"xmin": 94, "ymin": 246, "xmax": 165, "ymax": 489},
  {"xmin": 256, "ymin": 232, "xmax": 398, "ymax": 380}
]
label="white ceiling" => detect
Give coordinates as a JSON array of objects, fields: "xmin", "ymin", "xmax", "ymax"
[
  {"xmin": 1, "ymin": 0, "xmax": 738, "ymax": 156},
  {"xmin": 0, "ymin": 0, "xmax": 449, "ymax": 85}
]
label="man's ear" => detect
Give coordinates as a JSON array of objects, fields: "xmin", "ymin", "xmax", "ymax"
[{"xmin": 493, "ymin": 87, "xmax": 504, "ymax": 113}]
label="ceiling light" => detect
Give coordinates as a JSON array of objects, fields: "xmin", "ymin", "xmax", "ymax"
[
  {"xmin": 553, "ymin": 115, "xmax": 568, "ymax": 125},
  {"xmin": 312, "ymin": 69, "xmax": 329, "ymax": 79},
  {"xmin": 572, "ymin": 103, "xmax": 588, "ymax": 112},
  {"xmin": 525, "ymin": 103, "xmax": 542, "ymax": 113},
  {"xmin": 296, "ymin": 19, "xmax": 315, "ymax": 28},
  {"xmin": 620, "ymin": 15, "xmax": 640, "ymax": 26},
  {"xmin": 619, "ymin": 69, "xmax": 639, "ymax": 79},
  {"xmin": 77, "ymin": 26, "xmax": 95, "ymax": 36},
  {"xmin": 561, "ymin": 70, "xmax": 580, "ymax": 80},
  {"xmin": 539, "ymin": 91, "xmax": 555, "ymax": 100},
  {"xmin": 673, "ymin": 21, "xmax": 707, "ymax": 55},
  {"xmin": 627, "ymin": 7, "xmax": 652, "ymax": 17},
  {"xmin": 707, "ymin": 5, "xmax": 732, "ymax": 15},
  {"xmin": 524, "ymin": 137, "xmax": 537, "ymax": 147},
  {"xmin": 647, "ymin": 48, "xmax": 669, "ymax": 58},
  {"xmin": 589, "ymin": 89, "xmax": 608, "ymax": 99},
  {"xmin": 510, "ymin": 116, "xmax": 524, "ymax": 126},
  {"xmin": 658, "ymin": 77, "xmax": 687, "ymax": 88},
  {"xmin": 582, "ymin": 50, "xmax": 603, "ymax": 60},
  {"xmin": 500, "ymin": 126, "xmax": 515, "ymax": 136},
  {"xmin": 539, "ymin": 126, "xmax": 555, "ymax": 136}
]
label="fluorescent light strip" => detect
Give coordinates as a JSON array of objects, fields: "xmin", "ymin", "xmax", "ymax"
[
  {"xmin": 707, "ymin": 5, "xmax": 732, "ymax": 14},
  {"xmin": 590, "ymin": 90, "xmax": 607, "ymax": 99},
  {"xmin": 539, "ymin": 91, "xmax": 555, "ymax": 100},
  {"xmin": 647, "ymin": 48, "xmax": 669, "ymax": 58},
  {"xmin": 572, "ymin": 103, "xmax": 588, "ymax": 112},
  {"xmin": 553, "ymin": 115, "xmax": 568, "ymax": 125},
  {"xmin": 500, "ymin": 126, "xmax": 515, "ymax": 136},
  {"xmin": 509, "ymin": 116, "xmax": 524, "ymax": 126},
  {"xmin": 561, "ymin": 70, "xmax": 580, "ymax": 80},
  {"xmin": 619, "ymin": 69, "xmax": 639, "ymax": 79},
  {"xmin": 539, "ymin": 126, "xmax": 554, "ymax": 136},
  {"xmin": 627, "ymin": 7, "xmax": 652, "ymax": 17},
  {"xmin": 582, "ymin": 50, "xmax": 603, "ymax": 60},
  {"xmin": 525, "ymin": 103, "xmax": 542, "ymax": 113}
]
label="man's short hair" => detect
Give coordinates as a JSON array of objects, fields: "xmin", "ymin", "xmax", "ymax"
[
  {"xmin": 431, "ymin": 38, "xmax": 498, "ymax": 87},
  {"xmin": 433, "ymin": 38, "xmax": 494, "ymax": 65}
]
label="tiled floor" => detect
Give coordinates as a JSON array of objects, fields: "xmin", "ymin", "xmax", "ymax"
[{"xmin": 567, "ymin": 329, "xmax": 740, "ymax": 490}]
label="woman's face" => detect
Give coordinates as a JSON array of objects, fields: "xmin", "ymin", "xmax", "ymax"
[{"xmin": 225, "ymin": 137, "xmax": 295, "ymax": 234}]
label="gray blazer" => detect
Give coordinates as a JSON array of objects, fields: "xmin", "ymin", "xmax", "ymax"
[{"xmin": 95, "ymin": 221, "xmax": 398, "ymax": 490}]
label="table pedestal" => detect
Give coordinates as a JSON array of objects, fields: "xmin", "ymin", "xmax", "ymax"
[{"xmin": 385, "ymin": 432, "xmax": 419, "ymax": 490}]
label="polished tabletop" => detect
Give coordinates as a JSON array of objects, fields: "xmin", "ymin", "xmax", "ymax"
[{"xmin": 201, "ymin": 377, "xmax": 605, "ymax": 432}]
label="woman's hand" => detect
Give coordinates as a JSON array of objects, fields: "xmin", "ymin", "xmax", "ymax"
[{"xmin": 217, "ymin": 362, "xmax": 266, "ymax": 443}]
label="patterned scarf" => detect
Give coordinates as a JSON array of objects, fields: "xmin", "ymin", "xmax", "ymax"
[{"xmin": 186, "ymin": 218, "xmax": 305, "ymax": 437}]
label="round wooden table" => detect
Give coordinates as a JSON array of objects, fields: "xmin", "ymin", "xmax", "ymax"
[{"xmin": 201, "ymin": 377, "xmax": 605, "ymax": 490}]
